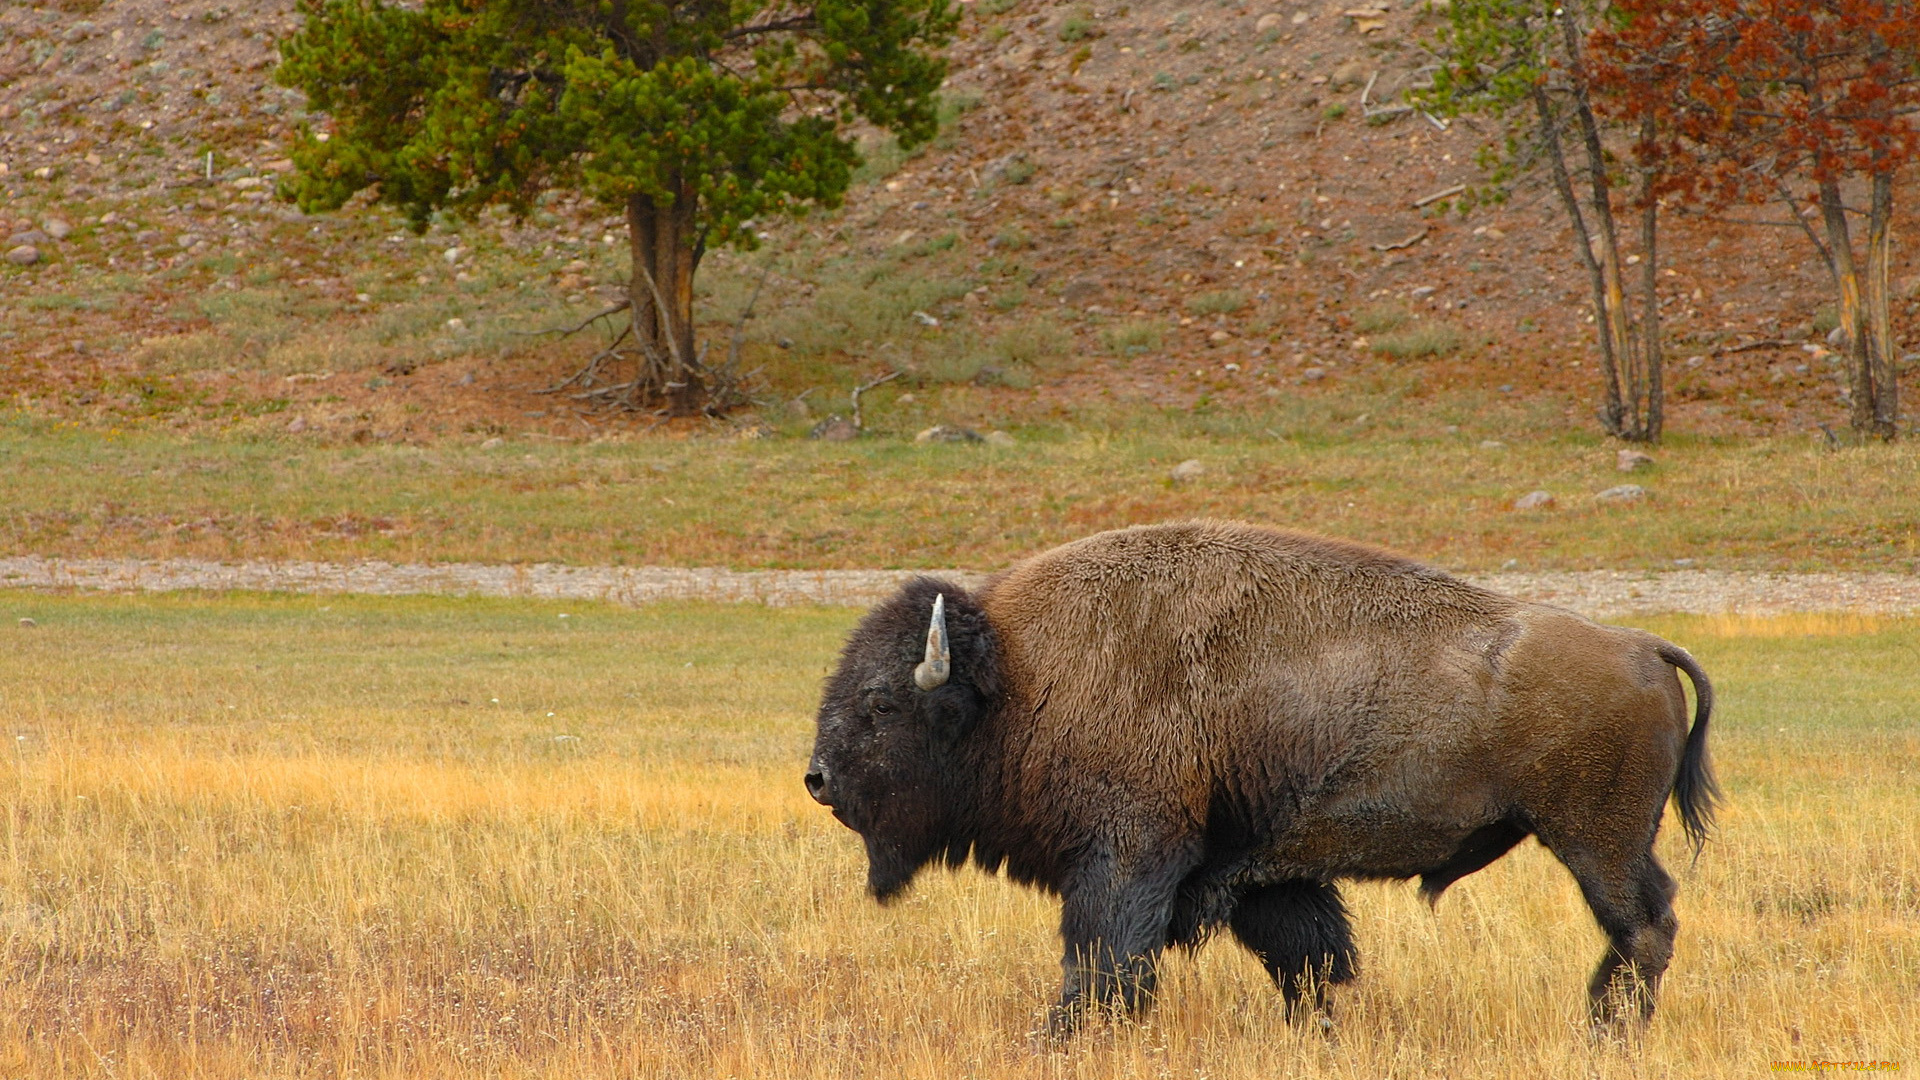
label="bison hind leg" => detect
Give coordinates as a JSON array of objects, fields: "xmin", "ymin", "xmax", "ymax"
[
  {"xmin": 1228, "ymin": 880, "xmax": 1357, "ymax": 1021},
  {"xmin": 1566, "ymin": 853, "xmax": 1679, "ymax": 1032}
]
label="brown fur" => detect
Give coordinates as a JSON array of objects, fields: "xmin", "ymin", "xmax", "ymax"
[{"xmin": 807, "ymin": 521, "xmax": 1716, "ymax": 1034}]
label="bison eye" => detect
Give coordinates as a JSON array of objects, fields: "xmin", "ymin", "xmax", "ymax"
[{"xmin": 872, "ymin": 699, "xmax": 897, "ymax": 716}]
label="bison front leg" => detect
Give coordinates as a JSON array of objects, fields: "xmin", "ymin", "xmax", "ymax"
[
  {"xmin": 1228, "ymin": 879, "xmax": 1357, "ymax": 1023},
  {"xmin": 1047, "ymin": 853, "xmax": 1190, "ymax": 1036}
]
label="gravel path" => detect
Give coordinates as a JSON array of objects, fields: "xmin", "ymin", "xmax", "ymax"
[{"xmin": 4, "ymin": 556, "xmax": 1920, "ymax": 617}]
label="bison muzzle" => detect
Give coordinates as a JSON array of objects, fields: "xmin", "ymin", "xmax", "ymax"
[{"xmin": 806, "ymin": 521, "xmax": 1717, "ymax": 1034}]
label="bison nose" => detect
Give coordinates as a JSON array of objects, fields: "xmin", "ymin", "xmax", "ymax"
[{"xmin": 804, "ymin": 767, "xmax": 833, "ymax": 806}]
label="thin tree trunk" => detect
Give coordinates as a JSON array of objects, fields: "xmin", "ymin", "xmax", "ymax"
[
  {"xmin": 1865, "ymin": 167, "xmax": 1899, "ymax": 440},
  {"xmin": 1638, "ymin": 142, "xmax": 1663, "ymax": 443},
  {"xmin": 1818, "ymin": 177, "xmax": 1873, "ymax": 433},
  {"xmin": 1533, "ymin": 85, "xmax": 1625, "ymax": 436},
  {"xmin": 1559, "ymin": 7, "xmax": 1636, "ymax": 437}
]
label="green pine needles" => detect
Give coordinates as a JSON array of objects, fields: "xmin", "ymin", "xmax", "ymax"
[{"xmin": 277, "ymin": 0, "xmax": 957, "ymax": 415}]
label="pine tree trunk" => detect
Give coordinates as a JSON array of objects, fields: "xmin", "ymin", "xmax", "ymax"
[
  {"xmin": 626, "ymin": 188, "xmax": 706, "ymax": 416},
  {"xmin": 1865, "ymin": 168, "xmax": 1899, "ymax": 440}
]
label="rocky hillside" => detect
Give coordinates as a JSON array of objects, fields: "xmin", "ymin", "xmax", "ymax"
[{"xmin": 2, "ymin": 0, "xmax": 1911, "ymax": 439}]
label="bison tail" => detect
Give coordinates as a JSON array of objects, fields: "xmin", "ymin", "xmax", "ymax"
[{"xmin": 1657, "ymin": 642, "xmax": 1721, "ymax": 855}]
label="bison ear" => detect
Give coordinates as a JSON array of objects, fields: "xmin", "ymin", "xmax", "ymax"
[{"xmin": 920, "ymin": 683, "xmax": 985, "ymax": 744}]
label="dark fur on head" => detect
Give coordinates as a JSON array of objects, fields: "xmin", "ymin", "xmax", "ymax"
[{"xmin": 808, "ymin": 577, "xmax": 1002, "ymax": 901}]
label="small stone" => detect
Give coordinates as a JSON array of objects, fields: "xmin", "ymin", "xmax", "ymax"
[
  {"xmin": 916, "ymin": 424, "xmax": 984, "ymax": 444},
  {"xmin": 1256, "ymin": 12, "xmax": 1286, "ymax": 32},
  {"xmin": 8, "ymin": 229, "xmax": 49, "ymax": 247},
  {"xmin": 444, "ymin": 247, "xmax": 466, "ymax": 263},
  {"xmin": 1513, "ymin": 490, "xmax": 1555, "ymax": 511},
  {"xmin": 1302, "ymin": 366, "xmax": 1327, "ymax": 381},
  {"xmin": 1208, "ymin": 329, "xmax": 1231, "ymax": 343},
  {"xmin": 455, "ymin": 372, "xmax": 476, "ymax": 386},
  {"xmin": 1826, "ymin": 324, "xmax": 1850, "ymax": 349},
  {"xmin": 1328, "ymin": 60, "xmax": 1367, "ymax": 90},
  {"xmin": 5, "ymin": 245, "xmax": 38, "ymax": 266},
  {"xmin": 1479, "ymin": 439, "xmax": 1505, "ymax": 450},
  {"xmin": 285, "ymin": 416, "xmax": 308, "ymax": 434},
  {"xmin": 1170, "ymin": 459, "xmax": 1206, "ymax": 482},
  {"xmin": 1673, "ymin": 558, "xmax": 1695, "ymax": 567},
  {"xmin": 445, "ymin": 317, "xmax": 466, "ymax": 331},
  {"xmin": 811, "ymin": 416, "xmax": 859, "ymax": 441},
  {"xmin": 1595, "ymin": 484, "xmax": 1648, "ymax": 504},
  {"xmin": 18, "ymin": 618, "xmax": 36, "ymax": 628},
  {"xmin": 912, "ymin": 310, "xmax": 941, "ymax": 327},
  {"xmin": 481, "ymin": 437, "xmax": 505, "ymax": 448},
  {"xmin": 1616, "ymin": 449, "xmax": 1655, "ymax": 472},
  {"xmin": 985, "ymin": 430, "xmax": 1017, "ymax": 447}
]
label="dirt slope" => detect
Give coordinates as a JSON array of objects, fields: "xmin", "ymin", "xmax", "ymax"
[{"xmin": 2, "ymin": 0, "xmax": 1912, "ymax": 438}]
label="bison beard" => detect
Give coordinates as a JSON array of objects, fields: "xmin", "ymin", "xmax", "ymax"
[{"xmin": 805, "ymin": 522, "xmax": 1718, "ymax": 1036}]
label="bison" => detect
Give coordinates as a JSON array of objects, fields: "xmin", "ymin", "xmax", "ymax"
[{"xmin": 805, "ymin": 521, "xmax": 1717, "ymax": 1033}]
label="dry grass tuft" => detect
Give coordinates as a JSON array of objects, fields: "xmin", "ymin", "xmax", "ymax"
[{"xmin": 1, "ymin": 595, "xmax": 1914, "ymax": 1078}]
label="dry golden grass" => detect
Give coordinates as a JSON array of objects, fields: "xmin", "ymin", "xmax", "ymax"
[{"xmin": 0, "ymin": 593, "xmax": 1914, "ymax": 1078}]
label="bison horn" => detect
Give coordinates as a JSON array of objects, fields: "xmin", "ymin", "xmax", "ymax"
[{"xmin": 913, "ymin": 594, "xmax": 951, "ymax": 691}]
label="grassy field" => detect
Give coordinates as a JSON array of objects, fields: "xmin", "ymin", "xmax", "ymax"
[
  {"xmin": 4, "ymin": 414, "xmax": 1920, "ymax": 572},
  {"xmin": 0, "ymin": 592, "xmax": 1913, "ymax": 1078}
]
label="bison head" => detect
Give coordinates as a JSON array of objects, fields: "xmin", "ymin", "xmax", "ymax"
[{"xmin": 806, "ymin": 577, "xmax": 1002, "ymax": 901}]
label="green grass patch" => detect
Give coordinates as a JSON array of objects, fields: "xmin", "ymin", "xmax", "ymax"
[
  {"xmin": 4, "ymin": 420, "xmax": 1920, "ymax": 572},
  {"xmin": 1185, "ymin": 289, "xmax": 1247, "ymax": 317},
  {"xmin": 1370, "ymin": 321, "xmax": 1464, "ymax": 358}
]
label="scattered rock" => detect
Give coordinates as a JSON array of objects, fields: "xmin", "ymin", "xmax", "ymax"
[
  {"xmin": 481, "ymin": 436, "xmax": 505, "ymax": 448},
  {"xmin": 911, "ymin": 310, "xmax": 941, "ymax": 327},
  {"xmin": 734, "ymin": 422, "xmax": 777, "ymax": 441},
  {"xmin": 455, "ymin": 372, "xmax": 476, "ymax": 386},
  {"xmin": 1170, "ymin": 459, "xmax": 1206, "ymax": 482},
  {"xmin": 4, "ymin": 245, "xmax": 39, "ymax": 266},
  {"xmin": 1255, "ymin": 12, "xmax": 1287, "ymax": 32},
  {"xmin": 916, "ymin": 424, "xmax": 983, "ymax": 444},
  {"xmin": 1061, "ymin": 278, "xmax": 1104, "ymax": 306},
  {"xmin": 1302, "ymin": 366, "xmax": 1327, "ymax": 381},
  {"xmin": 811, "ymin": 416, "xmax": 859, "ymax": 441},
  {"xmin": 8, "ymin": 229, "xmax": 50, "ymax": 247},
  {"xmin": 1616, "ymin": 449, "xmax": 1655, "ymax": 472},
  {"xmin": 1826, "ymin": 324, "xmax": 1850, "ymax": 349},
  {"xmin": 18, "ymin": 618, "xmax": 36, "ymax": 628},
  {"xmin": 985, "ymin": 430, "xmax": 1017, "ymax": 447},
  {"xmin": 445, "ymin": 318, "xmax": 466, "ymax": 331},
  {"xmin": 1595, "ymin": 484, "xmax": 1648, "ymax": 504},
  {"xmin": 1328, "ymin": 60, "xmax": 1368, "ymax": 90},
  {"xmin": 443, "ymin": 246, "xmax": 466, "ymax": 264},
  {"xmin": 285, "ymin": 416, "xmax": 308, "ymax": 434},
  {"xmin": 1208, "ymin": 329, "xmax": 1231, "ymax": 343},
  {"xmin": 1479, "ymin": 439, "xmax": 1505, "ymax": 450},
  {"xmin": 1513, "ymin": 490, "xmax": 1555, "ymax": 511}
]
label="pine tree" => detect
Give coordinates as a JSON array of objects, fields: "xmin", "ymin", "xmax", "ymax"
[{"xmin": 276, "ymin": 0, "xmax": 956, "ymax": 415}]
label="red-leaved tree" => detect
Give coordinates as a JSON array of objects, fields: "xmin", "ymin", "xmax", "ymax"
[{"xmin": 1593, "ymin": 0, "xmax": 1920, "ymax": 439}]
